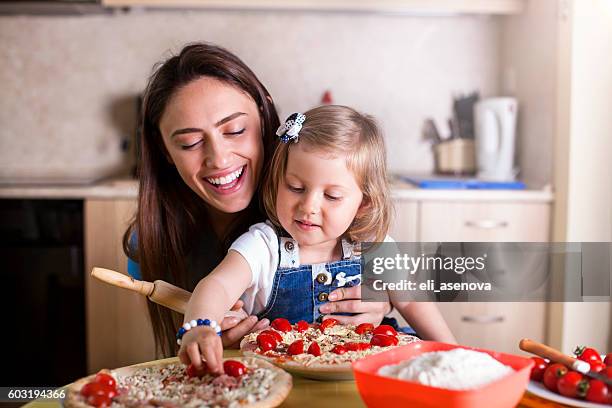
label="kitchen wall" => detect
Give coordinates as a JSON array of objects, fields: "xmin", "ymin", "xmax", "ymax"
[{"xmin": 0, "ymin": 10, "xmax": 502, "ymax": 183}]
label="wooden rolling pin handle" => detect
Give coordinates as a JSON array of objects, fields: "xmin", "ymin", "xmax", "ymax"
[
  {"xmin": 91, "ymin": 267, "xmax": 155, "ymax": 297},
  {"xmin": 519, "ymin": 338, "xmax": 589, "ymax": 373}
]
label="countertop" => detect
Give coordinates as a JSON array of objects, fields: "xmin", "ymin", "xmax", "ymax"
[
  {"xmin": 0, "ymin": 176, "xmax": 554, "ymax": 203},
  {"xmin": 21, "ymin": 350, "xmax": 564, "ymax": 408}
]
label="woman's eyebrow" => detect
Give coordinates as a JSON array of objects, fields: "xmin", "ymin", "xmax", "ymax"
[
  {"xmin": 170, "ymin": 112, "xmax": 247, "ymax": 138},
  {"xmin": 215, "ymin": 112, "xmax": 247, "ymax": 127}
]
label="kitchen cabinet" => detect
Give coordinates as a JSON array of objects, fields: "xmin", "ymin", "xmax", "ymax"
[
  {"xmin": 389, "ymin": 193, "xmax": 551, "ymax": 354},
  {"xmin": 85, "ymin": 198, "xmax": 156, "ymax": 373},
  {"xmin": 100, "ymin": 0, "xmax": 526, "ymax": 15}
]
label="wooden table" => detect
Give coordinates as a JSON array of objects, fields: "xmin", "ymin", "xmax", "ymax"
[{"xmin": 23, "ymin": 350, "xmax": 569, "ymax": 408}]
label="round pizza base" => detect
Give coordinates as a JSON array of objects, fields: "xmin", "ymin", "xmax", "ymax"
[
  {"xmin": 65, "ymin": 357, "xmax": 292, "ymax": 408},
  {"xmin": 240, "ymin": 339, "xmax": 355, "ymax": 381}
]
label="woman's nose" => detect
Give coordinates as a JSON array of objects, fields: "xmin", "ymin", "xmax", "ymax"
[{"xmin": 204, "ymin": 137, "xmax": 230, "ymax": 169}]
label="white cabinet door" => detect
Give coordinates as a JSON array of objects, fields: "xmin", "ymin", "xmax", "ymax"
[
  {"xmin": 419, "ymin": 201, "xmax": 550, "ymax": 354},
  {"xmin": 390, "ymin": 200, "xmax": 418, "ymax": 241}
]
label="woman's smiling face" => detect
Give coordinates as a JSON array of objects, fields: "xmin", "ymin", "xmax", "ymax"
[{"xmin": 159, "ymin": 77, "xmax": 264, "ymax": 215}]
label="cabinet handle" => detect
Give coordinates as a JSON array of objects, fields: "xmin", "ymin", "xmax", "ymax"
[
  {"xmin": 462, "ymin": 315, "xmax": 505, "ymax": 324},
  {"xmin": 465, "ymin": 220, "xmax": 508, "ymax": 229}
]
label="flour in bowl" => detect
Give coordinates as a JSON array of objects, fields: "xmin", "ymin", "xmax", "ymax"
[{"xmin": 377, "ymin": 348, "xmax": 513, "ymax": 390}]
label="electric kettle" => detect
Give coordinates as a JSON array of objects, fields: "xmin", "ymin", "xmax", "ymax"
[{"xmin": 474, "ymin": 97, "xmax": 518, "ymax": 181}]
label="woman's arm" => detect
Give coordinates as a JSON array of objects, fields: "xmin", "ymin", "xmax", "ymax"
[
  {"xmin": 319, "ymin": 285, "xmax": 391, "ymax": 326},
  {"xmin": 393, "ymin": 301, "xmax": 456, "ymax": 343}
]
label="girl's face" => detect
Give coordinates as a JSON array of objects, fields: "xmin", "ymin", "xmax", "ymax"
[
  {"xmin": 159, "ymin": 77, "xmax": 264, "ymax": 215},
  {"xmin": 276, "ymin": 143, "xmax": 364, "ymax": 250}
]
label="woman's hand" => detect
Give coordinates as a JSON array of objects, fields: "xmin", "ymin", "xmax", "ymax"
[
  {"xmin": 219, "ymin": 300, "xmax": 270, "ymax": 348},
  {"xmin": 178, "ymin": 326, "xmax": 224, "ymax": 374},
  {"xmin": 318, "ymin": 285, "xmax": 391, "ymax": 326}
]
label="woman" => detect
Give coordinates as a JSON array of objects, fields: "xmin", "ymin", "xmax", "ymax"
[{"xmin": 124, "ymin": 43, "xmax": 391, "ymax": 356}]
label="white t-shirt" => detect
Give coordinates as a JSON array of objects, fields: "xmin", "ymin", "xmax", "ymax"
[{"xmin": 229, "ymin": 221, "xmax": 395, "ymax": 316}]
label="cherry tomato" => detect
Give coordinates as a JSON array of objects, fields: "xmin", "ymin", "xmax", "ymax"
[
  {"xmin": 307, "ymin": 342, "xmax": 321, "ymax": 357},
  {"xmin": 590, "ymin": 360, "xmax": 606, "ymax": 373},
  {"xmin": 600, "ymin": 366, "xmax": 612, "ymax": 379},
  {"xmin": 223, "ymin": 360, "xmax": 248, "ymax": 377},
  {"xmin": 557, "ymin": 371, "xmax": 587, "ymax": 398},
  {"xmin": 370, "ymin": 334, "xmax": 399, "ymax": 347},
  {"xmin": 287, "ymin": 340, "xmax": 305, "ymax": 355},
  {"xmin": 585, "ymin": 379, "xmax": 610, "ymax": 403},
  {"xmin": 256, "ymin": 333, "xmax": 278, "ymax": 352},
  {"xmin": 260, "ymin": 329, "xmax": 283, "ymax": 343},
  {"xmin": 355, "ymin": 323, "xmax": 374, "ymax": 335},
  {"xmin": 186, "ymin": 363, "xmax": 211, "ymax": 378},
  {"xmin": 542, "ymin": 363, "xmax": 568, "ymax": 392},
  {"xmin": 604, "ymin": 353, "xmax": 612, "ymax": 366},
  {"xmin": 319, "ymin": 318, "xmax": 339, "ymax": 332},
  {"xmin": 87, "ymin": 394, "xmax": 112, "ymax": 407},
  {"xmin": 80, "ymin": 382, "xmax": 116, "ymax": 399},
  {"xmin": 271, "ymin": 318, "xmax": 292, "ymax": 332},
  {"xmin": 373, "ymin": 325, "xmax": 398, "ymax": 337},
  {"xmin": 332, "ymin": 345, "xmax": 348, "ymax": 355},
  {"xmin": 529, "ymin": 357, "xmax": 549, "ymax": 382},
  {"xmin": 574, "ymin": 346, "xmax": 602, "ymax": 364},
  {"xmin": 295, "ymin": 320, "xmax": 309, "ymax": 333},
  {"xmin": 94, "ymin": 373, "xmax": 116, "ymax": 389}
]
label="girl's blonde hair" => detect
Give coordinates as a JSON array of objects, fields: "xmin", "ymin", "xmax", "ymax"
[{"xmin": 262, "ymin": 105, "xmax": 392, "ymax": 242}]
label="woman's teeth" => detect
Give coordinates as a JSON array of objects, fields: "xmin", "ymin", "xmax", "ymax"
[{"xmin": 206, "ymin": 167, "xmax": 243, "ymax": 186}]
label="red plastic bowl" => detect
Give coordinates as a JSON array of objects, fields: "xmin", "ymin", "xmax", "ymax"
[{"xmin": 352, "ymin": 341, "xmax": 533, "ymax": 408}]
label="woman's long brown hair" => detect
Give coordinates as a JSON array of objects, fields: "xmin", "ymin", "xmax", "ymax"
[{"xmin": 122, "ymin": 43, "xmax": 279, "ymax": 356}]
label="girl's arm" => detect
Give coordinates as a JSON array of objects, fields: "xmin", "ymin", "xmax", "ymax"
[
  {"xmin": 393, "ymin": 301, "xmax": 457, "ymax": 343},
  {"xmin": 178, "ymin": 250, "xmax": 253, "ymax": 373}
]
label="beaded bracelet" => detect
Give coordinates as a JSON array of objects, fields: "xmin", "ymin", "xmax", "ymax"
[{"xmin": 176, "ymin": 318, "xmax": 221, "ymax": 345}]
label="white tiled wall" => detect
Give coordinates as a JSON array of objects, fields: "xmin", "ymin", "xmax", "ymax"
[{"xmin": 0, "ymin": 10, "xmax": 501, "ymax": 183}]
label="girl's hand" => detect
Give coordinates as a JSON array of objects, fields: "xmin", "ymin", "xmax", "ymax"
[
  {"xmin": 178, "ymin": 326, "xmax": 224, "ymax": 374},
  {"xmin": 319, "ymin": 285, "xmax": 391, "ymax": 326},
  {"xmin": 220, "ymin": 300, "xmax": 270, "ymax": 348}
]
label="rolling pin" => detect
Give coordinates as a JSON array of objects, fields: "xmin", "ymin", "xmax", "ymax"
[{"xmin": 91, "ymin": 267, "xmax": 191, "ymax": 314}]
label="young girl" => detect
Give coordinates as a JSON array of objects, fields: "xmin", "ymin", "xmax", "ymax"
[{"xmin": 179, "ymin": 105, "xmax": 455, "ymax": 373}]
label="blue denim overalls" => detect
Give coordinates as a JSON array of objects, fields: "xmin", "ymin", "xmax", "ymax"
[{"xmin": 256, "ymin": 235, "xmax": 417, "ymax": 335}]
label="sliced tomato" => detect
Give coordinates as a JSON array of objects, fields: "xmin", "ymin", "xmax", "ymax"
[
  {"xmin": 271, "ymin": 318, "xmax": 292, "ymax": 332},
  {"xmin": 87, "ymin": 394, "xmax": 112, "ymax": 407},
  {"xmin": 344, "ymin": 342, "xmax": 361, "ymax": 352},
  {"xmin": 186, "ymin": 363, "xmax": 211, "ymax": 378},
  {"xmin": 223, "ymin": 360, "xmax": 248, "ymax": 377},
  {"xmin": 373, "ymin": 325, "xmax": 398, "ymax": 337},
  {"xmin": 574, "ymin": 346, "xmax": 602, "ymax": 364},
  {"xmin": 585, "ymin": 379, "xmax": 610, "ymax": 403},
  {"xmin": 307, "ymin": 342, "xmax": 321, "ymax": 356},
  {"xmin": 295, "ymin": 320, "xmax": 310, "ymax": 333},
  {"xmin": 370, "ymin": 334, "xmax": 399, "ymax": 347},
  {"xmin": 319, "ymin": 318, "xmax": 339, "ymax": 331},
  {"xmin": 256, "ymin": 333, "xmax": 278, "ymax": 352},
  {"xmin": 529, "ymin": 357, "xmax": 549, "ymax": 382},
  {"xmin": 542, "ymin": 363, "xmax": 568, "ymax": 392},
  {"xmin": 332, "ymin": 345, "xmax": 348, "ymax": 355},
  {"xmin": 287, "ymin": 340, "xmax": 305, "ymax": 355},
  {"xmin": 355, "ymin": 323, "xmax": 374, "ymax": 335},
  {"xmin": 557, "ymin": 371, "xmax": 587, "ymax": 398},
  {"xmin": 260, "ymin": 329, "xmax": 283, "ymax": 343},
  {"xmin": 93, "ymin": 373, "xmax": 116, "ymax": 389}
]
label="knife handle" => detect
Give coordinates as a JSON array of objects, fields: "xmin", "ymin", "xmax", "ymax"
[
  {"xmin": 91, "ymin": 267, "xmax": 154, "ymax": 297},
  {"xmin": 519, "ymin": 338, "xmax": 590, "ymax": 373}
]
